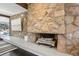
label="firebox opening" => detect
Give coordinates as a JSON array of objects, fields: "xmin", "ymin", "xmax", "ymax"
[{"xmin": 36, "ymin": 33, "xmax": 58, "ymax": 48}]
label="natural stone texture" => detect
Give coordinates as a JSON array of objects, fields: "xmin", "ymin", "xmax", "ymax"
[
  {"xmin": 72, "ymin": 38, "xmax": 79, "ymax": 45},
  {"xmin": 74, "ymin": 16, "xmax": 79, "ymax": 26},
  {"xmin": 74, "ymin": 38, "xmax": 79, "ymax": 43},
  {"xmin": 57, "ymin": 35, "xmax": 66, "ymax": 53},
  {"xmin": 54, "ymin": 10, "xmax": 65, "ymax": 17},
  {"xmin": 27, "ymin": 3, "xmax": 65, "ymax": 34},
  {"xmin": 70, "ymin": 43, "xmax": 79, "ymax": 55},
  {"xmin": 66, "ymin": 39, "xmax": 73, "ymax": 46},
  {"xmin": 64, "ymin": 34, "xmax": 79, "ymax": 54},
  {"xmin": 55, "ymin": 3, "xmax": 64, "ymax": 10},
  {"xmin": 65, "ymin": 16, "xmax": 74, "ymax": 25},
  {"xmin": 73, "ymin": 30, "xmax": 79, "ymax": 39},
  {"xmin": 48, "ymin": 4, "xmax": 56, "ymax": 8},
  {"xmin": 46, "ymin": 9, "xmax": 54, "ymax": 18},
  {"xmin": 66, "ymin": 45, "xmax": 73, "ymax": 53},
  {"xmin": 65, "ymin": 6, "xmax": 79, "ymax": 15},
  {"xmin": 65, "ymin": 33, "xmax": 73, "ymax": 40},
  {"xmin": 66, "ymin": 24, "xmax": 79, "ymax": 33},
  {"xmin": 54, "ymin": 16, "xmax": 65, "ymax": 25},
  {"xmin": 63, "ymin": 4, "xmax": 79, "ymax": 55},
  {"xmin": 27, "ymin": 33, "xmax": 37, "ymax": 42},
  {"xmin": 63, "ymin": 33, "xmax": 79, "ymax": 54},
  {"xmin": 28, "ymin": 4, "xmax": 48, "ymax": 19}
]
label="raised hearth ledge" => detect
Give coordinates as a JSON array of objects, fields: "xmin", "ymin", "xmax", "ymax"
[{"xmin": 1, "ymin": 35, "xmax": 71, "ymax": 56}]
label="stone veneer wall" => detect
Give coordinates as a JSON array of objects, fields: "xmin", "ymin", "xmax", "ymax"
[
  {"xmin": 26, "ymin": 4, "xmax": 79, "ymax": 55},
  {"xmin": 57, "ymin": 4, "xmax": 79, "ymax": 55},
  {"xmin": 27, "ymin": 4, "xmax": 79, "ymax": 55},
  {"xmin": 27, "ymin": 3, "xmax": 65, "ymax": 34}
]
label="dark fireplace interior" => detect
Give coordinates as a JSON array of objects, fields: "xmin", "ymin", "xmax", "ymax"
[{"xmin": 36, "ymin": 33, "xmax": 58, "ymax": 48}]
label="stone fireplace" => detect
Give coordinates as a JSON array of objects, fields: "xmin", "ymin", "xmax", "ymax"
[
  {"xmin": 27, "ymin": 3, "xmax": 65, "ymax": 54},
  {"xmin": 21, "ymin": 3, "xmax": 79, "ymax": 55},
  {"xmin": 10, "ymin": 3, "xmax": 79, "ymax": 55}
]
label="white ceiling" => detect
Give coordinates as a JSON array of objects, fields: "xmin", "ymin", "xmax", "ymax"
[{"xmin": 0, "ymin": 3, "xmax": 27, "ymax": 16}]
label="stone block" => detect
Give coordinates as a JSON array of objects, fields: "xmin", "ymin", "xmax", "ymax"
[
  {"xmin": 73, "ymin": 30, "xmax": 79, "ymax": 39},
  {"xmin": 27, "ymin": 33, "xmax": 37, "ymax": 42},
  {"xmin": 65, "ymin": 6, "xmax": 79, "ymax": 15},
  {"xmin": 46, "ymin": 9, "xmax": 54, "ymax": 18},
  {"xmin": 70, "ymin": 43, "xmax": 79, "ymax": 55},
  {"xmin": 48, "ymin": 3, "xmax": 56, "ymax": 8},
  {"xmin": 74, "ymin": 16, "xmax": 79, "ymax": 26},
  {"xmin": 66, "ymin": 45, "xmax": 73, "ymax": 53},
  {"xmin": 66, "ymin": 24, "xmax": 79, "ymax": 33},
  {"xmin": 65, "ymin": 33, "xmax": 73, "ymax": 40},
  {"xmin": 54, "ymin": 10, "xmax": 65, "ymax": 17},
  {"xmin": 57, "ymin": 35, "xmax": 66, "ymax": 53},
  {"xmin": 55, "ymin": 4, "xmax": 64, "ymax": 10},
  {"xmin": 65, "ymin": 16, "xmax": 74, "ymax": 25},
  {"xmin": 54, "ymin": 16, "xmax": 64, "ymax": 25},
  {"xmin": 66, "ymin": 39, "xmax": 73, "ymax": 46}
]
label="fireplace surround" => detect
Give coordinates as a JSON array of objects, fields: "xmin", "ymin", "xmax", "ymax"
[{"xmin": 28, "ymin": 33, "xmax": 58, "ymax": 49}]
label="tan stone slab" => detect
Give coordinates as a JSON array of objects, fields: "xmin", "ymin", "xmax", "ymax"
[
  {"xmin": 27, "ymin": 4, "xmax": 65, "ymax": 34},
  {"xmin": 48, "ymin": 3, "xmax": 56, "ymax": 8},
  {"xmin": 74, "ymin": 16, "xmax": 79, "ymax": 26},
  {"xmin": 70, "ymin": 43, "xmax": 79, "ymax": 55},
  {"xmin": 66, "ymin": 24, "xmax": 79, "ymax": 33},
  {"xmin": 57, "ymin": 35, "xmax": 66, "ymax": 53},
  {"xmin": 46, "ymin": 9, "xmax": 54, "ymax": 18},
  {"xmin": 55, "ymin": 3, "xmax": 64, "ymax": 10},
  {"xmin": 73, "ymin": 30, "xmax": 79, "ymax": 39},
  {"xmin": 28, "ymin": 4, "xmax": 48, "ymax": 19},
  {"xmin": 54, "ymin": 16, "xmax": 65, "ymax": 25},
  {"xmin": 65, "ymin": 16, "xmax": 74, "ymax": 25},
  {"xmin": 65, "ymin": 6, "xmax": 79, "ymax": 15},
  {"xmin": 54, "ymin": 10, "xmax": 65, "ymax": 17},
  {"xmin": 27, "ymin": 33, "xmax": 37, "ymax": 42}
]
